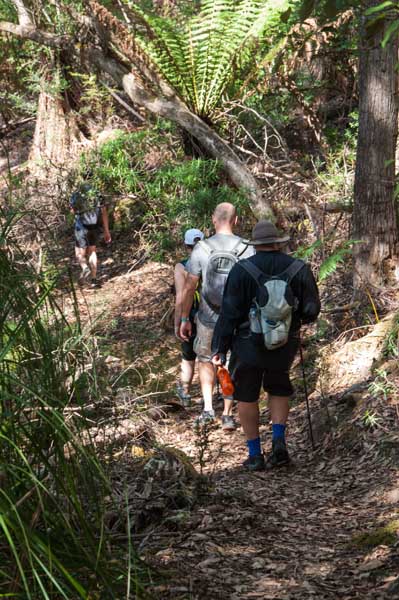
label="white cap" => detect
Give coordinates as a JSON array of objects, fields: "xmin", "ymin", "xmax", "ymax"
[{"xmin": 184, "ymin": 228, "xmax": 204, "ymax": 245}]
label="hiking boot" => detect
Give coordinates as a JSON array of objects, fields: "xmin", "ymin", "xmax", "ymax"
[
  {"xmin": 194, "ymin": 410, "xmax": 215, "ymax": 427},
  {"xmin": 265, "ymin": 438, "xmax": 290, "ymax": 469},
  {"xmin": 221, "ymin": 415, "xmax": 237, "ymax": 432},
  {"xmin": 243, "ymin": 454, "xmax": 265, "ymax": 472},
  {"xmin": 79, "ymin": 265, "xmax": 91, "ymax": 284},
  {"xmin": 90, "ymin": 278, "xmax": 102, "ymax": 289},
  {"xmin": 176, "ymin": 384, "xmax": 192, "ymax": 407}
]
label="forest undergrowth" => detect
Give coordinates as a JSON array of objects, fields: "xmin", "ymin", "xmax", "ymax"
[
  {"xmin": 1, "ymin": 123, "xmax": 399, "ymax": 599},
  {"xmin": 62, "ymin": 243, "xmax": 399, "ymax": 600}
]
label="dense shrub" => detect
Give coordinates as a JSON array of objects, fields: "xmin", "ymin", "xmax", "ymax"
[
  {"xmin": 0, "ymin": 210, "xmax": 149, "ymax": 598},
  {"xmin": 76, "ymin": 126, "xmax": 250, "ymax": 258}
]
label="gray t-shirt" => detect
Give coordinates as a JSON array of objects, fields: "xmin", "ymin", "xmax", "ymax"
[{"xmin": 187, "ymin": 233, "xmax": 254, "ymax": 327}]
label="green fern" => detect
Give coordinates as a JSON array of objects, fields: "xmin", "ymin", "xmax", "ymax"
[
  {"xmin": 294, "ymin": 238, "xmax": 323, "ymax": 260},
  {"xmin": 124, "ymin": 0, "xmax": 290, "ymax": 117},
  {"xmin": 318, "ymin": 240, "xmax": 358, "ymax": 283}
]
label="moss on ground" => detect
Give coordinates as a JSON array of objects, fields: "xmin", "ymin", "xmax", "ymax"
[{"xmin": 352, "ymin": 519, "xmax": 399, "ymax": 548}]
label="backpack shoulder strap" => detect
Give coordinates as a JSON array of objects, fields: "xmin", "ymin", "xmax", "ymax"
[
  {"xmin": 280, "ymin": 259, "xmax": 306, "ymax": 283},
  {"xmin": 239, "ymin": 259, "xmax": 266, "ymax": 286},
  {"xmin": 200, "ymin": 237, "xmax": 244, "ymax": 256},
  {"xmin": 231, "ymin": 237, "xmax": 245, "ymax": 256},
  {"xmin": 197, "ymin": 239, "xmax": 213, "ymax": 255}
]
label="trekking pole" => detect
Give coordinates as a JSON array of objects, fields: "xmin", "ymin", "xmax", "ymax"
[{"xmin": 299, "ymin": 335, "xmax": 315, "ymax": 450}]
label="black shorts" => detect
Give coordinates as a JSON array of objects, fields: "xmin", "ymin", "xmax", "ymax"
[
  {"xmin": 181, "ymin": 322, "xmax": 197, "ymax": 361},
  {"xmin": 229, "ymin": 337, "xmax": 299, "ymax": 402},
  {"xmin": 74, "ymin": 225, "xmax": 99, "ymax": 249}
]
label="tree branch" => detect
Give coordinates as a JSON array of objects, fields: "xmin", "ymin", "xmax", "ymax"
[
  {"xmin": 101, "ymin": 82, "xmax": 145, "ymax": 123},
  {"xmin": 0, "ymin": 21, "xmax": 71, "ymax": 49},
  {"xmin": 11, "ymin": 0, "xmax": 33, "ymax": 27}
]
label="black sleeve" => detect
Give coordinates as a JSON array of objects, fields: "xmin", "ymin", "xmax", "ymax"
[
  {"xmin": 297, "ymin": 264, "xmax": 321, "ymax": 324},
  {"xmin": 211, "ymin": 264, "xmax": 254, "ymax": 356}
]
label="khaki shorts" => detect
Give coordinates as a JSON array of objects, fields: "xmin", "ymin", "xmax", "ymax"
[{"xmin": 193, "ymin": 318, "xmax": 214, "ymax": 363}]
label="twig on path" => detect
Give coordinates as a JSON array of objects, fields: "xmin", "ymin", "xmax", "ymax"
[
  {"xmin": 131, "ymin": 391, "xmax": 170, "ymax": 402},
  {"xmin": 127, "ymin": 252, "xmax": 148, "ymax": 274},
  {"xmin": 322, "ymin": 302, "xmax": 359, "ymax": 314}
]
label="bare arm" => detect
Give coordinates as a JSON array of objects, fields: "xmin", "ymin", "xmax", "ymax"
[
  {"xmin": 101, "ymin": 206, "xmax": 111, "ymax": 243},
  {"xmin": 181, "ymin": 273, "xmax": 199, "ymax": 319},
  {"xmin": 174, "ymin": 263, "xmax": 187, "ymax": 334},
  {"xmin": 179, "ymin": 273, "xmax": 200, "ymax": 341}
]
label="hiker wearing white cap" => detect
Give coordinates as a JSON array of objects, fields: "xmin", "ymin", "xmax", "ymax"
[
  {"xmin": 179, "ymin": 203, "xmax": 254, "ymax": 429},
  {"xmin": 211, "ymin": 220, "xmax": 320, "ymax": 470},
  {"xmin": 174, "ymin": 228, "xmax": 204, "ymax": 405}
]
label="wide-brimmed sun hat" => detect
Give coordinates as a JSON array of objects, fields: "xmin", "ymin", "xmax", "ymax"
[
  {"xmin": 244, "ymin": 220, "xmax": 290, "ymax": 245},
  {"xmin": 184, "ymin": 228, "xmax": 204, "ymax": 245}
]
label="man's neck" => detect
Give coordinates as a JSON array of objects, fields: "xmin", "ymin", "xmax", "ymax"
[{"xmin": 215, "ymin": 226, "xmax": 233, "ymax": 235}]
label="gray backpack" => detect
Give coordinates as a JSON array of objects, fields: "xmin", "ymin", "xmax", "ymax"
[
  {"xmin": 199, "ymin": 238, "xmax": 245, "ymax": 314},
  {"xmin": 239, "ymin": 259, "xmax": 305, "ymax": 350}
]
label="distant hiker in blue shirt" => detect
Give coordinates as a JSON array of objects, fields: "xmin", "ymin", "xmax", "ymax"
[
  {"xmin": 174, "ymin": 228, "xmax": 204, "ymax": 406},
  {"xmin": 70, "ymin": 179, "xmax": 111, "ymax": 288},
  {"xmin": 212, "ymin": 220, "xmax": 320, "ymax": 471}
]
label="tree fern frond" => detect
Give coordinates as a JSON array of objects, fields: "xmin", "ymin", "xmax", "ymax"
[
  {"xmin": 195, "ymin": 0, "xmax": 262, "ymax": 114},
  {"xmin": 122, "ymin": 2, "xmax": 194, "ymax": 101},
  {"xmin": 318, "ymin": 240, "xmax": 358, "ymax": 283},
  {"xmin": 120, "ymin": 0, "xmax": 290, "ymax": 117},
  {"xmin": 294, "ymin": 239, "xmax": 323, "ymax": 260}
]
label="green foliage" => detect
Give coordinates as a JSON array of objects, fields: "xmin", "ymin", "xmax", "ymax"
[
  {"xmin": 364, "ymin": 1, "xmax": 399, "ymax": 47},
  {"xmin": 318, "ymin": 240, "xmax": 358, "ymax": 282},
  {"xmin": 352, "ymin": 519, "xmax": 399, "ymax": 548},
  {"xmin": 76, "ymin": 129, "xmax": 249, "ymax": 257},
  {"xmin": 0, "ymin": 210, "xmax": 149, "ymax": 597},
  {"xmin": 294, "ymin": 238, "xmax": 323, "ymax": 260},
  {"xmin": 295, "ymin": 238, "xmax": 358, "ymax": 283},
  {"xmin": 368, "ymin": 368, "xmax": 395, "ymax": 401},
  {"xmin": 70, "ymin": 72, "xmax": 114, "ymax": 124},
  {"xmin": 295, "ymin": 0, "xmax": 361, "ymax": 23},
  {"xmin": 361, "ymin": 409, "xmax": 381, "ymax": 429},
  {"xmin": 384, "ymin": 313, "xmax": 399, "ymax": 357},
  {"xmin": 126, "ymin": 0, "xmax": 291, "ymax": 117}
]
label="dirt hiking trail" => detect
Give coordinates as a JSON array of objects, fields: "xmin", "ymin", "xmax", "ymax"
[{"xmin": 74, "ymin": 254, "xmax": 399, "ymax": 600}]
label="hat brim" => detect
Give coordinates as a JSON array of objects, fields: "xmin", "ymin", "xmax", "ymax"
[{"xmin": 243, "ymin": 235, "xmax": 290, "ymax": 245}]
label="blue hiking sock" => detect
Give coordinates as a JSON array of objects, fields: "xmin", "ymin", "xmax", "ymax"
[
  {"xmin": 272, "ymin": 423, "xmax": 286, "ymax": 441},
  {"xmin": 247, "ymin": 437, "xmax": 262, "ymax": 457}
]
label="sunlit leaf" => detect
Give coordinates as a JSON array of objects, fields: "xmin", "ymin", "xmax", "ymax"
[{"xmin": 382, "ymin": 18, "xmax": 399, "ymax": 47}]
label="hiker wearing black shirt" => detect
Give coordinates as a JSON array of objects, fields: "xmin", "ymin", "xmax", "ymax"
[
  {"xmin": 174, "ymin": 228, "xmax": 204, "ymax": 406},
  {"xmin": 70, "ymin": 182, "xmax": 111, "ymax": 288},
  {"xmin": 212, "ymin": 220, "xmax": 320, "ymax": 471}
]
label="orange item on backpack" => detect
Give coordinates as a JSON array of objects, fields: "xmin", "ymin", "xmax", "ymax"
[{"xmin": 217, "ymin": 366, "xmax": 235, "ymax": 396}]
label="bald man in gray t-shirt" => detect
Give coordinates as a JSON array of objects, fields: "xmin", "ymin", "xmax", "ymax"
[{"xmin": 179, "ymin": 203, "xmax": 254, "ymax": 429}]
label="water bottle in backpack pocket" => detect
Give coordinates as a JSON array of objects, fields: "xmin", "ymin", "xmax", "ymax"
[{"xmin": 248, "ymin": 306, "xmax": 264, "ymax": 346}]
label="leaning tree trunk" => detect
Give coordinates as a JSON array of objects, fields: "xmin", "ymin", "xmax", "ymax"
[{"xmin": 352, "ymin": 3, "xmax": 399, "ymax": 291}]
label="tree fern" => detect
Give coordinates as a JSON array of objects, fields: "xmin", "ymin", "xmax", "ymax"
[
  {"xmin": 318, "ymin": 240, "xmax": 358, "ymax": 283},
  {"xmin": 123, "ymin": 0, "xmax": 290, "ymax": 117}
]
